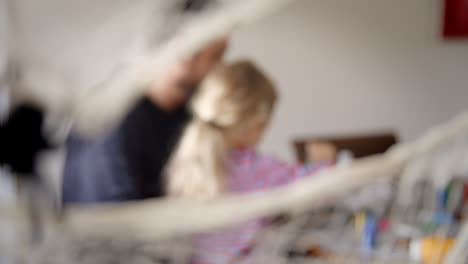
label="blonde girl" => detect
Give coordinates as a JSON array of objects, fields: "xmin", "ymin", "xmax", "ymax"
[{"xmin": 167, "ymin": 60, "xmax": 328, "ymax": 264}]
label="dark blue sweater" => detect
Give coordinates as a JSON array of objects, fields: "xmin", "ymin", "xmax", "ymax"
[{"xmin": 62, "ymin": 97, "xmax": 189, "ymax": 204}]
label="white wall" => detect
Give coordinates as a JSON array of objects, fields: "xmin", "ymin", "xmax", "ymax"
[{"xmin": 227, "ymin": 0, "xmax": 468, "ymax": 161}]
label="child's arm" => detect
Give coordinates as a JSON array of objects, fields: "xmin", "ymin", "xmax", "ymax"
[{"xmin": 305, "ymin": 141, "xmax": 337, "ymax": 164}]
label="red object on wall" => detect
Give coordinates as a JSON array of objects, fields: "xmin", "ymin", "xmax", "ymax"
[{"xmin": 444, "ymin": 0, "xmax": 468, "ymax": 38}]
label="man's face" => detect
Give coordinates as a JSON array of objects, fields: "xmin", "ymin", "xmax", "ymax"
[{"xmin": 148, "ymin": 38, "xmax": 228, "ymax": 111}]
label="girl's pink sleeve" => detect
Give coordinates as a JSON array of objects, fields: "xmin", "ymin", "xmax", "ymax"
[{"xmin": 258, "ymin": 155, "xmax": 331, "ymax": 188}]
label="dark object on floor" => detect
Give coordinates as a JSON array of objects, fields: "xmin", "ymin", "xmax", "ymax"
[
  {"xmin": 0, "ymin": 104, "xmax": 51, "ymax": 176},
  {"xmin": 0, "ymin": 103, "xmax": 55, "ymax": 244}
]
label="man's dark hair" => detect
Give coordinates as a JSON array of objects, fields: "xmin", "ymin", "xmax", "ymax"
[{"xmin": 182, "ymin": 0, "xmax": 213, "ymax": 12}]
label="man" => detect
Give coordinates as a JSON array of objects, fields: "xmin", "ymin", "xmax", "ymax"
[{"xmin": 62, "ymin": 38, "xmax": 228, "ymax": 204}]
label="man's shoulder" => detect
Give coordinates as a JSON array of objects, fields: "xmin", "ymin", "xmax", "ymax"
[{"xmin": 124, "ymin": 97, "xmax": 189, "ymax": 129}]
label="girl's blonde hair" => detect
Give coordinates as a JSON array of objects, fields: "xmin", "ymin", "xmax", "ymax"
[{"xmin": 167, "ymin": 60, "xmax": 277, "ymax": 198}]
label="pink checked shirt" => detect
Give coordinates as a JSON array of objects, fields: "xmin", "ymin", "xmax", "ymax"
[{"xmin": 191, "ymin": 147, "xmax": 328, "ymax": 264}]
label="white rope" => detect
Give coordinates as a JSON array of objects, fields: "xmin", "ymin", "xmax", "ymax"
[
  {"xmin": 1, "ymin": 101, "xmax": 467, "ymax": 264},
  {"xmin": 74, "ymin": 0, "xmax": 295, "ymax": 136},
  {"xmin": 1, "ymin": 111, "xmax": 467, "ymax": 256},
  {"xmin": 57, "ymin": 109, "xmax": 468, "ymax": 240},
  {"xmin": 6, "ymin": 0, "xmax": 295, "ymax": 137}
]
